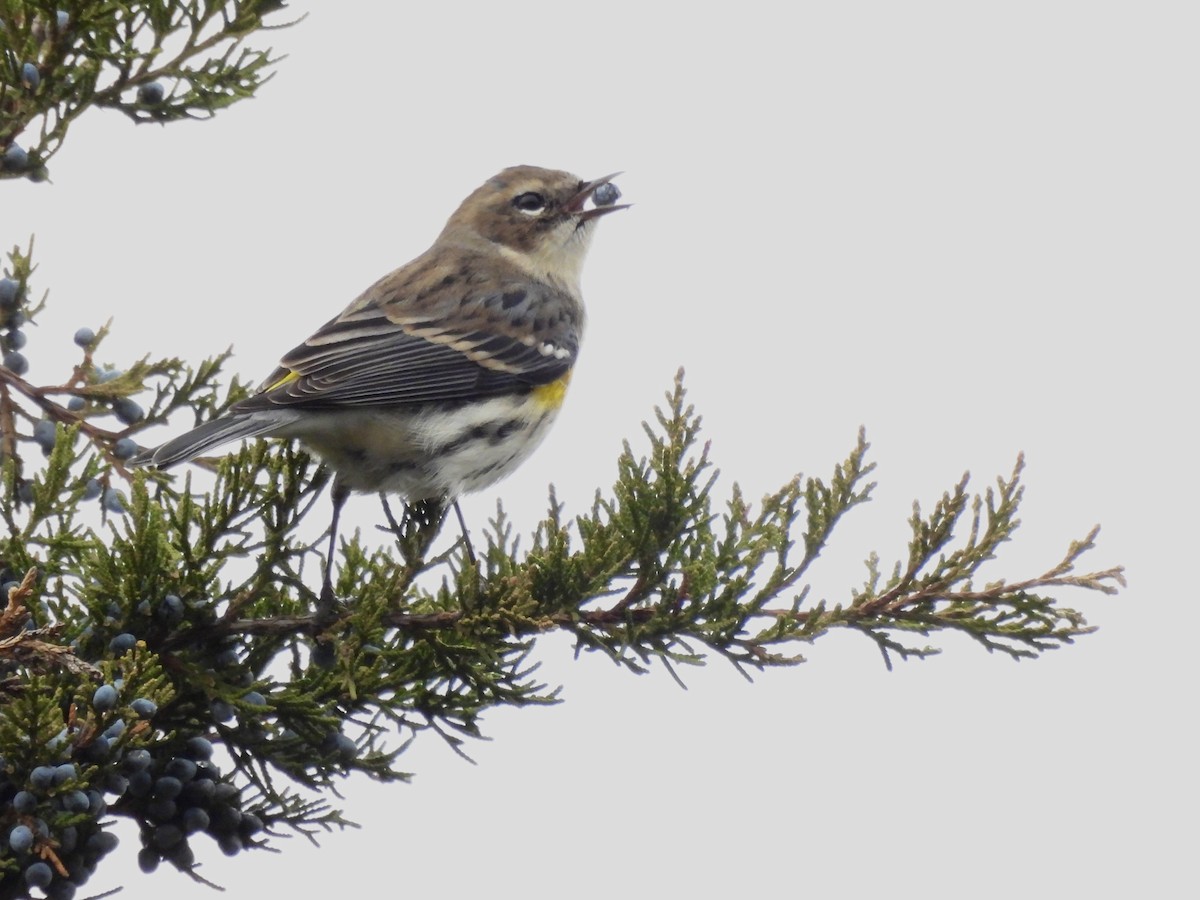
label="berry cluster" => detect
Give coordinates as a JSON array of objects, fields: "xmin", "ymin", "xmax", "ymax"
[
  {"xmin": 0, "ymin": 278, "xmax": 28, "ymax": 376},
  {"xmin": 1, "ymin": 12, "xmax": 60, "ymax": 181},
  {"xmin": 128, "ymin": 736, "xmax": 263, "ymax": 873},
  {"xmin": 1, "ymin": 755, "xmax": 119, "ymax": 900},
  {"xmin": 0, "ymin": 54, "xmax": 47, "ymax": 182},
  {"xmin": 2, "ymin": 4, "xmax": 169, "ymax": 182},
  {"xmin": 0, "ymin": 682, "xmax": 143, "ymax": 899},
  {"xmin": 73, "ymin": 591, "xmax": 217, "ymax": 665},
  {"xmin": 1, "ymin": 658, "xmax": 266, "ymax": 898},
  {"xmin": 4, "ymin": 296, "xmax": 151, "ymax": 515}
]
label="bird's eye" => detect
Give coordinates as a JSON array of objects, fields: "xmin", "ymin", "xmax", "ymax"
[{"xmin": 512, "ymin": 192, "xmax": 547, "ymax": 215}]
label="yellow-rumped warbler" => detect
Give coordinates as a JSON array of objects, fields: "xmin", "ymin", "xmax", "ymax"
[{"xmin": 134, "ymin": 165, "xmax": 626, "ymax": 597}]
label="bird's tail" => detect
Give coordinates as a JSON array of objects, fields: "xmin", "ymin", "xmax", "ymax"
[{"xmin": 130, "ymin": 414, "xmax": 284, "ymax": 469}]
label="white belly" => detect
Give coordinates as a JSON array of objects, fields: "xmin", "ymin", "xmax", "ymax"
[{"xmin": 281, "ymin": 393, "xmax": 562, "ymax": 500}]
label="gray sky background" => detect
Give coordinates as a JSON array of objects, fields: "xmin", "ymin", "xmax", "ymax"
[{"xmin": 5, "ymin": 2, "xmax": 1196, "ymax": 896}]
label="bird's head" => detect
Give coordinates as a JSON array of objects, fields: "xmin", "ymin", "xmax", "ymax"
[{"xmin": 440, "ymin": 165, "xmax": 628, "ymax": 295}]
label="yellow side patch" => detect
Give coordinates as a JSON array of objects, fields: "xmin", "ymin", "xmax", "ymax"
[
  {"xmin": 265, "ymin": 370, "xmax": 301, "ymax": 392},
  {"xmin": 532, "ymin": 373, "xmax": 571, "ymax": 410}
]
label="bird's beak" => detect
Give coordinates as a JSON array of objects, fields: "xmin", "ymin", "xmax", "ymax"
[{"xmin": 567, "ymin": 172, "xmax": 631, "ymax": 221}]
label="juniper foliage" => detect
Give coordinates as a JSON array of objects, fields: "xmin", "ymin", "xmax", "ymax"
[{"xmin": 2, "ymin": 0, "xmax": 289, "ymax": 181}]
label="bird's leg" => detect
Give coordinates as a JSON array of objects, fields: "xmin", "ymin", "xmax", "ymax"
[
  {"xmin": 450, "ymin": 500, "xmax": 477, "ymax": 566},
  {"xmin": 318, "ymin": 480, "xmax": 350, "ymax": 618}
]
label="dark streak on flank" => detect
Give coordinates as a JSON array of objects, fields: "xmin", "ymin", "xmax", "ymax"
[{"xmin": 490, "ymin": 419, "xmax": 523, "ymax": 444}]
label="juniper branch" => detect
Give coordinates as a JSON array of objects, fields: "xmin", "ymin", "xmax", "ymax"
[
  {"xmin": 2, "ymin": 0, "xmax": 294, "ymax": 181},
  {"xmin": 0, "ymin": 237, "xmax": 1125, "ymax": 893}
]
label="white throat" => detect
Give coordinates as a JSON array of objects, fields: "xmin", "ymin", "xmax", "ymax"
[{"xmin": 496, "ymin": 222, "xmax": 593, "ymax": 297}]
